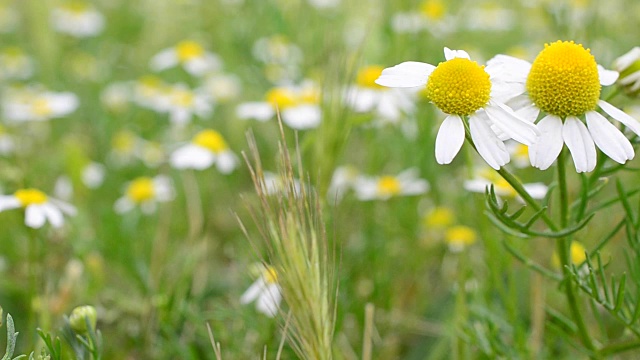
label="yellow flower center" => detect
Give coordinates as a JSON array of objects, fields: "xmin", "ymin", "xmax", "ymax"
[
  {"xmin": 63, "ymin": 2, "xmax": 89, "ymax": 13},
  {"xmin": 15, "ymin": 188, "xmax": 48, "ymax": 206},
  {"xmin": 112, "ymin": 131, "xmax": 136, "ymax": 152},
  {"xmin": 356, "ymin": 66, "xmax": 385, "ymax": 89},
  {"xmin": 526, "ymin": 41, "xmax": 600, "ymax": 118},
  {"xmin": 420, "ymin": 0, "xmax": 446, "ymax": 20},
  {"xmin": 171, "ymin": 89, "xmax": 194, "ymax": 107},
  {"xmin": 494, "ymin": 178, "xmax": 517, "ymax": 197},
  {"xmin": 126, "ymin": 177, "xmax": 155, "ymax": 203},
  {"xmin": 515, "ymin": 144, "xmax": 529, "ymax": 158},
  {"xmin": 445, "ymin": 225, "xmax": 477, "ymax": 247},
  {"xmin": 423, "ymin": 206, "xmax": 455, "ymax": 228},
  {"xmin": 377, "ymin": 176, "xmax": 402, "ymax": 196},
  {"xmin": 265, "ymin": 87, "xmax": 297, "ymax": 109},
  {"xmin": 425, "ymin": 58, "xmax": 491, "ymax": 116},
  {"xmin": 32, "ymin": 98, "xmax": 52, "ymax": 117},
  {"xmin": 552, "ymin": 241, "xmax": 587, "ymax": 268},
  {"xmin": 176, "ymin": 41, "xmax": 205, "ymax": 62},
  {"xmin": 263, "ymin": 266, "xmax": 278, "ymax": 284},
  {"xmin": 192, "ymin": 129, "xmax": 227, "ymax": 153}
]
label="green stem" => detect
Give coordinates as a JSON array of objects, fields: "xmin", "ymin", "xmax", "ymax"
[{"xmin": 556, "ymin": 150, "xmax": 598, "ymax": 357}]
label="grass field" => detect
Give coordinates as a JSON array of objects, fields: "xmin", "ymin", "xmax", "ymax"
[{"xmin": 2, "ymin": 0, "xmax": 640, "ymax": 358}]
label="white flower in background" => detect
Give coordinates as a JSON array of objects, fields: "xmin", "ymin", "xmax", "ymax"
[
  {"xmin": 198, "ymin": 73, "xmax": 242, "ymax": 103},
  {"xmin": 2, "ymin": 86, "xmax": 79, "ymax": 122},
  {"xmin": 132, "ymin": 75, "xmax": 171, "ymax": 112},
  {"xmin": 613, "ymin": 47, "xmax": 640, "ymax": 95},
  {"xmin": 261, "ymin": 171, "xmax": 302, "ymax": 197},
  {"xmin": 308, "ymin": 0, "xmax": 341, "ymax": 9},
  {"xmin": 54, "ymin": 176, "xmax": 74, "ymax": 201},
  {"xmin": 0, "ymin": 125, "xmax": 15, "ymax": 155},
  {"xmin": 327, "ymin": 165, "xmax": 360, "ymax": 202},
  {"xmin": 463, "ymin": 2, "xmax": 515, "ymax": 32},
  {"xmin": 345, "ymin": 65, "xmax": 417, "ymax": 125},
  {"xmin": 390, "ymin": 0, "xmax": 455, "ymax": 35},
  {"xmin": 114, "ymin": 176, "xmax": 174, "ymax": 215},
  {"xmin": 445, "ymin": 225, "xmax": 477, "ymax": 253},
  {"xmin": 51, "ymin": 2, "xmax": 105, "ymax": 38},
  {"xmin": 506, "ymin": 141, "xmax": 531, "ymax": 168},
  {"xmin": 376, "ymin": 47, "xmax": 538, "ymax": 170},
  {"xmin": 165, "ymin": 83, "xmax": 213, "ymax": 125},
  {"xmin": 489, "ymin": 40, "xmax": 639, "ymax": 172},
  {"xmin": 252, "ymin": 35, "xmax": 302, "ymax": 83},
  {"xmin": 354, "ymin": 168, "xmax": 429, "ymax": 201},
  {"xmin": 81, "ymin": 162, "xmax": 106, "ymax": 189},
  {"xmin": 0, "ymin": 47, "xmax": 34, "ymax": 80},
  {"xmin": 464, "ymin": 167, "xmax": 548, "ymax": 202},
  {"xmin": 150, "ymin": 40, "xmax": 221, "ymax": 77},
  {"xmin": 101, "ymin": 82, "xmax": 131, "ymax": 113},
  {"xmin": 170, "ymin": 129, "xmax": 238, "ymax": 173},
  {"xmin": 237, "ymin": 81, "xmax": 322, "ymax": 130},
  {"xmin": 108, "ymin": 130, "xmax": 165, "ymax": 168},
  {"xmin": 240, "ymin": 265, "xmax": 282, "ymax": 317},
  {"xmin": 0, "ymin": 188, "xmax": 76, "ymax": 228}
]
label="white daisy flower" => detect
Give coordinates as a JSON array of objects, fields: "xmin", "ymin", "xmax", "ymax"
[
  {"xmin": 463, "ymin": 2, "xmax": 515, "ymax": 32},
  {"xmin": 390, "ymin": 0, "xmax": 455, "ymax": 36},
  {"xmin": 261, "ymin": 171, "xmax": 303, "ymax": 197},
  {"xmin": 132, "ymin": 75, "xmax": 171, "ymax": 112},
  {"xmin": 489, "ymin": 40, "xmax": 639, "ymax": 172},
  {"xmin": 198, "ymin": 73, "xmax": 242, "ymax": 103},
  {"xmin": 114, "ymin": 176, "xmax": 174, "ymax": 215},
  {"xmin": 101, "ymin": 82, "xmax": 132, "ymax": 113},
  {"xmin": 506, "ymin": 141, "xmax": 531, "ymax": 168},
  {"xmin": 0, "ymin": 188, "xmax": 76, "ymax": 228},
  {"xmin": 0, "ymin": 47, "xmax": 34, "ymax": 80},
  {"xmin": 464, "ymin": 167, "xmax": 548, "ymax": 202},
  {"xmin": 2, "ymin": 86, "xmax": 79, "ymax": 122},
  {"xmin": 81, "ymin": 162, "xmax": 106, "ymax": 189},
  {"xmin": 614, "ymin": 47, "xmax": 640, "ymax": 95},
  {"xmin": 170, "ymin": 129, "xmax": 238, "ymax": 173},
  {"xmin": 354, "ymin": 168, "xmax": 429, "ymax": 201},
  {"xmin": 51, "ymin": 3, "xmax": 105, "ymax": 38},
  {"xmin": 240, "ymin": 265, "xmax": 282, "ymax": 317},
  {"xmin": 150, "ymin": 40, "xmax": 221, "ymax": 77},
  {"xmin": 345, "ymin": 65, "xmax": 416, "ymax": 125},
  {"xmin": 165, "ymin": 83, "xmax": 213, "ymax": 126},
  {"xmin": 376, "ymin": 47, "xmax": 539, "ymax": 170},
  {"xmin": 327, "ymin": 165, "xmax": 360, "ymax": 202},
  {"xmin": 236, "ymin": 81, "xmax": 322, "ymax": 130}
]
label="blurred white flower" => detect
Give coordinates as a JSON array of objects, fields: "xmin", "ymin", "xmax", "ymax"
[
  {"xmin": 2, "ymin": 86, "xmax": 79, "ymax": 122},
  {"xmin": 150, "ymin": 40, "xmax": 221, "ymax": 77},
  {"xmin": 390, "ymin": 0, "xmax": 455, "ymax": 35},
  {"xmin": 463, "ymin": 2, "xmax": 515, "ymax": 32},
  {"xmin": 240, "ymin": 265, "xmax": 282, "ymax": 317},
  {"xmin": 198, "ymin": 73, "xmax": 242, "ymax": 103},
  {"xmin": 327, "ymin": 165, "xmax": 359, "ymax": 202},
  {"xmin": 54, "ymin": 176, "xmax": 74, "ymax": 201},
  {"xmin": 170, "ymin": 129, "xmax": 238, "ymax": 173},
  {"xmin": 81, "ymin": 162, "xmax": 106, "ymax": 189},
  {"xmin": 354, "ymin": 168, "xmax": 429, "ymax": 201},
  {"xmin": 0, "ymin": 188, "xmax": 76, "ymax": 228},
  {"xmin": 464, "ymin": 167, "xmax": 547, "ymax": 202},
  {"xmin": 165, "ymin": 83, "xmax": 213, "ymax": 126},
  {"xmin": 614, "ymin": 47, "xmax": 640, "ymax": 95},
  {"xmin": 0, "ymin": 47, "xmax": 35, "ymax": 80},
  {"xmin": 101, "ymin": 82, "xmax": 132, "ymax": 113},
  {"xmin": 51, "ymin": 3, "xmax": 105, "ymax": 38},
  {"xmin": 114, "ymin": 176, "xmax": 174, "ymax": 215},
  {"xmin": 308, "ymin": 0, "xmax": 341, "ymax": 9},
  {"xmin": 0, "ymin": 125, "xmax": 15, "ymax": 155}
]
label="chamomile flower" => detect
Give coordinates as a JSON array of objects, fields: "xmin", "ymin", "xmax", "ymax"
[
  {"xmin": 613, "ymin": 47, "xmax": 640, "ymax": 96},
  {"xmin": 327, "ymin": 165, "xmax": 360, "ymax": 202},
  {"xmin": 150, "ymin": 40, "xmax": 221, "ymax": 77},
  {"xmin": 423, "ymin": 206, "xmax": 455, "ymax": 229},
  {"xmin": 236, "ymin": 81, "xmax": 322, "ymax": 130},
  {"xmin": 491, "ymin": 41, "xmax": 640, "ymax": 172},
  {"xmin": 0, "ymin": 47, "xmax": 34, "ymax": 81},
  {"xmin": 240, "ymin": 265, "xmax": 282, "ymax": 317},
  {"xmin": 552, "ymin": 241, "xmax": 587, "ymax": 270},
  {"xmin": 506, "ymin": 141, "xmax": 531, "ymax": 168},
  {"xmin": 345, "ymin": 65, "xmax": 416, "ymax": 125},
  {"xmin": 2, "ymin": 86, "xmax": 79, "ymax": 122},
  {"xmin": 114, "ymin": 176, "xmax": 174, "ymax": 214},
  {"xmin": 354, "ymin": 168, "xmax": 429, "ymax": 201},
  {"xmin": 445, "ymin": 225, "xmax": 477, "ymax": 252},
  {"xmin": 261, "ymin": 172, "xmax": 302, "ymax": 197},
  {"xmin": 81, "ymin": 162, "xmax": 106, "ymax": 189},
  {"xmin": 198, "ymin": 73, "xmax": 242, "ymax": 103},
  {"xmin": 0, "ymin": 188, "xmax": 76, "ymax": 228},
  {"xmin": 51, "ymin": 2, "xmax": 105, "ymax": 38},
  {"xmin": 252, "ymin": 36, "xmax": 302, "ymax": 83},
  {"xmin": 133, "ymin": 75, "xmax": 170, "ymax": 112},
  {"xmin": 376, "ymin": 47, "xmax": 539, "ymax": 169},
  {"xmin": 464, "ymin": 167, "xmax": 548, "ymax": 201},
  {"xmin": 165, "ymin": 83, "xmax": 212, "ymax": 126},
  {"xmin": 170, "ymin": 129, "xmax": 238, "ymax": 173},
  {"xmin": 101, "ymin": 82, "xmax": 131, "ymax": 114},
  {"xmin": 390, "ymin": 0, "xmax": 454, "ymax": 35},
  {"xmin": 463, "ymin": 2, "xmax": 515, "ymax": 32}
]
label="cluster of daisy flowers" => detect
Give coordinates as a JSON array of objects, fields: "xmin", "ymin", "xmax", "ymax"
[
  {"xmin": 329, "ymin": 166, "xmax": 429, "ymax": 201},
  {"xmin": 376, "ymin": 41, "xmax": 640, "ymax": 173}
]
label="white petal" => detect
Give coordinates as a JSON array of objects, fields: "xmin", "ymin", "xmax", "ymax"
[
  {"xmin": 598, "ymin": 100, "xmax": 640, "ymax": 135},
  {"xmin": 484, "ymin": 102, "xmax": 538, "ymax": 145},
  {"xmin": 149, "ymin": 49, "xmax": 178, "ymax": 72},
  {"xmin": 523, "ymin": 183, "xmax": 548, "ymax": 199},
  {"xmin": 281, "ymin": 105, "xmax": 322, "ymax": 130},
  {"xmin": 240, "ymin": 278, "xmax": 265, "ymax": 305},
  {"xmin": 236, "ymin": 102, "xmax": 275, "ymax": 121},
  {"xmin": 469, "ymin": 114, "xmax": 510, "ymax": 170},
  {"xmin": 486, "ymin": 55, "xmax": 531, "ymax": 102},
  {"xmin": 597, "ymin": 65, "xmax": 619, "ymax": 86},
  {"xmin": 216, "ymin": 151, "xmax": 238, "ymax": 174},
  {"xmin": 114, "ymin": 197, "xmax": 134, "ymax": 213},
  {"xmin": 256, "ymin": 283, "xmax": 281, "ymax": 317},
  {"xmin": 435, "ymin": 115, "xmax": 465, "ymax": 164},
  {"xmin": 375, "ymin": 61, "xmax": 435, "ymax": 88},
  {"xmin": 0, "ymin": 196, "xmax": 21, "ymax": 212},
  {"xmin": 529, "ymin": 115, "xmax": 564, "ymax": 170},
  {"xmin": 563, "ymin": 117, "xmax": 597, "ymax": 173},
  {"xmin": 506, "ymin": 94, "xmax": 539, "ymax": 123},
  {"xmin": 346, "ymin": 87, "xmax": 377, "ymax": 112},
  {"xmin": 464, "ymin": 179, "xmax": 492, "ymax": 194},
  {"xmin": 41, "ymin": 203, "xmax": 64, "ymax": 228},
  {"xmin": 50, "ymin": 199, "xmax": 77, "ymax": 216},
  {"xmin": 170, "ymin": 144, "xmax": 215, "ymax": 170},
  {"xmin": 444, "ymin": 47, "xmax": 470, "ymax": 60},
  {"xmin": 25, "ymin": 205, "xmax": 46, "ymax": 228},
  {"xmin": 586, "ymin": 111, "xmax": 634, "ymax": 164},
  {"xmin": 613, "ymin": 47, "xmax": 640, "ymax": 72}
]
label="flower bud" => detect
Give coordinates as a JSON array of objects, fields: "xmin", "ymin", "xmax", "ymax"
[
  {"xmin": 614, "ymin": 47, "xmax": 640, "ymax": 96},
  {"xmin": 69, "ymin": 305, "xmax": 97, "ymax": 334}
]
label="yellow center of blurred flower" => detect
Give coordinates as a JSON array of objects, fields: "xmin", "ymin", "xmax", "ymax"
[
  {"xmin": 112, "ymin": 131, "xmax": 136, "ymax": 152},
  {"xmin": 176, "ymin": 41, "xmax": 205, "ymax": 62},
  {"xmin": 445, "ymin": 225, "xmax": 477, "ymax": 248},
  {"xmin": 171, "ymin": 89, "xmax": 194, "ymax": 107},
  {"xmin": 64, "ymin": 3, "xmax": 89, "ymax": 13},
  {"xmin": 15, "ymin": 188, "xmax": 48, "ymax": 206},
  {"xmin": 526, "ymin": 41, "xmax": 600, "ymax": 118},
  {"xmin": 377, "ymin": 176, "xmax": 402, "ymax": 196},
  {"xmin": 264, "ymin": 266, "xmax": 278, "ymax": 284},
  {"xmin": 420, "ymin": 0, "xmax": 446, "ymax": 20},
  {"xmin": 3, "ymin": 46, "xmax": 23, "ymax": 57},
  {"xmin": 32, "ymin": 98, "xmax": 52, "ymax": 117},
  {"xmin": 265, "ymin": 87, "xmax": 297, "ymax": 109},
  {"xmin": 425, "ymin": 58, "xmax": 491, "ymax": 116},
  {"xmin": 126, "ymin": 177, "xmax": 155, "ymax": 203},
  {"xmin": 424, "ymin": 206, "xmax": 455, "ymax": 228},
  {"xmin": 494, "ymin": 178, "xmax": 517, "ymax": 197},
  {"xmin": 515, "ymin": 144, "xmax": 529, "ymax": 159},
  {"xmin": 356, "ymin": 66, "xmax": 385, "ymax": 89},
  {"xmin": 192, "ymin": 129, "xmax": 227, "ymax": 153},
  {"xmin": 552, "ymin": 241, "xmax": 587, "ymax": 268}
]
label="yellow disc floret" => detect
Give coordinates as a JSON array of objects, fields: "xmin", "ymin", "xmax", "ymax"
[
  {"xmin": 126, "ymin": 177, "xmax": 155, "ymax": 203},
  {"xmin": 356, "ymin": 66, "xmax": 385, "ymax": 89},
  {"xmin": 15, "ymin": 189, "xmax": 48, "ymax": 207},
  {"xmin": 263, "ymin": 266, "xmax": 278, "ymax": 284},
  {"xmin": 377, "ymin": 176, "xmax": 402, "ymax": 196},
  {"xmin": 445, "ymin": 225, "xmax": 477, "ymax": 248},
  {"xmin": 193, "ymin": 129, "xmax": 227, "ymax": 153},
  {"xmin": 176, "ymin": 40, "xmax": 205, "ymax": 62},
  {"xmin": 425, "ymin": 58, "xmax": 491, "ymax": 116},
  {"xmin": 526, "ymin": 41, "xmax": 600, "ymax": 118},
  {"xmin": 265, "ymin": 87, "xmax": 297, "ymax": 109}
]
